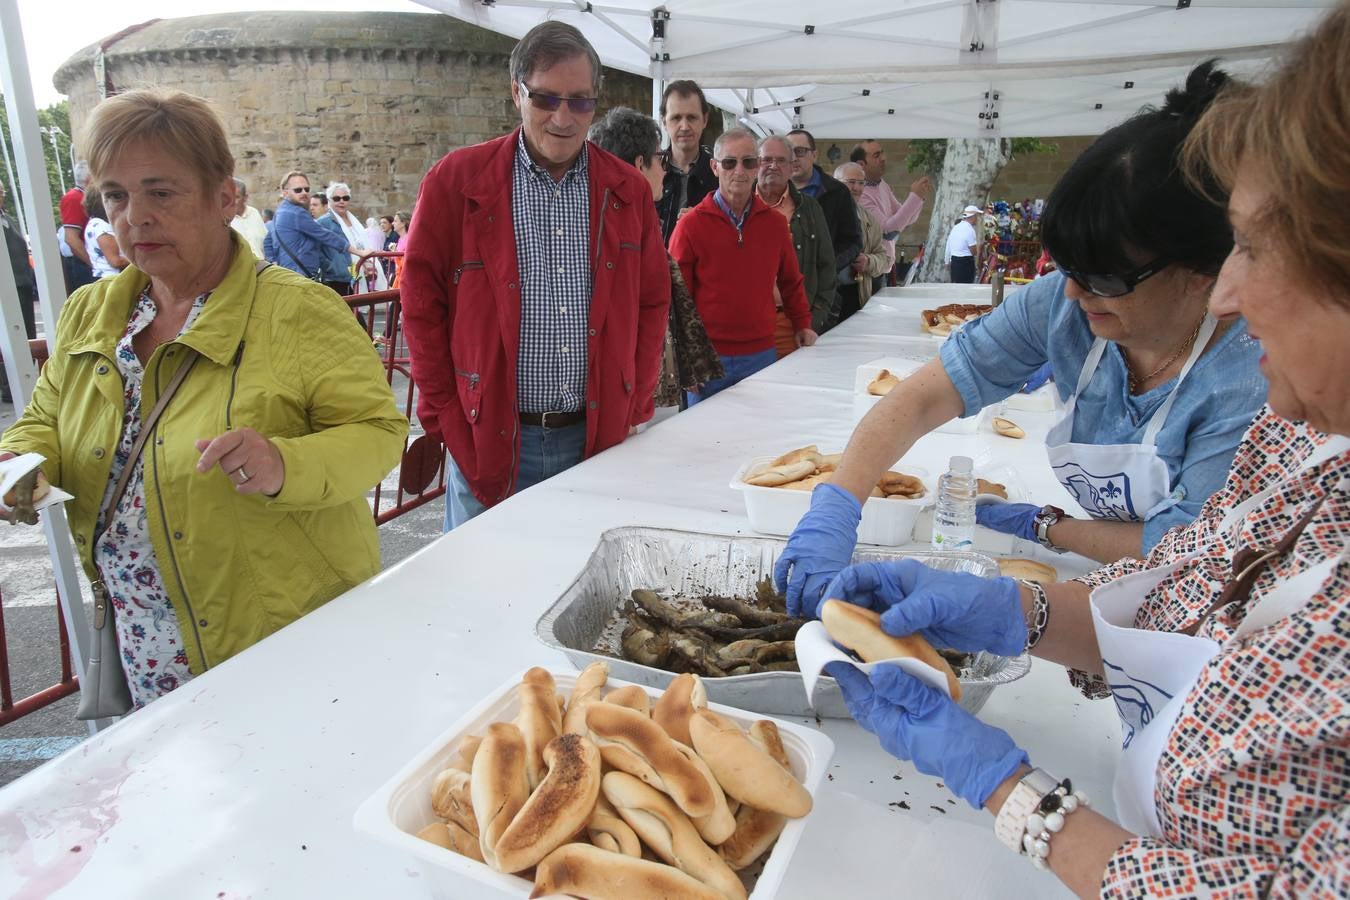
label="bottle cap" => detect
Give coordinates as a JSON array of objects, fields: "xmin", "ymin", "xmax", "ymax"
[{"xmin": 949, "ymin": 455, "xmax": 973, "ymax": 474}]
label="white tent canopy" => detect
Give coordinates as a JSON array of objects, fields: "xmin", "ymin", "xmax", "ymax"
[{"xmin": 415, "ymin": 0, "xmax": 1333, "ymax": 137}]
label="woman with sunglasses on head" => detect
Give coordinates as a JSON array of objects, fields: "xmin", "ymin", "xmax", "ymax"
[
  {"xmin": 812, "ymin": 9, "xmax": 1350, "ymax": 894},
  {"xmin": 778, "ymin": 62, "xmax": 1266, "ymax": 610},
  {"xmin": 323, "ymin": 182, "xmax": 388, "ymax": 295}
]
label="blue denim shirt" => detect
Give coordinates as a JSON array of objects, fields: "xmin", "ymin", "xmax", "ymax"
[
  {"xmin": 939, "ymin": 271, "xmax": 1267, "ymax": 551},
  {"xmin": 270, "ymin": 199, "xmax": 348, "ymax": 279}
]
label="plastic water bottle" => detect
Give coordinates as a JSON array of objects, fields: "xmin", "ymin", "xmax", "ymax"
[{"xmin": 932, "ymin": 455, "xmax": 977, "ymax": 551}]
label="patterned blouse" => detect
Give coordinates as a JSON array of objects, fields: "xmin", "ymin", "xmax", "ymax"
[
  {"xmin": 93, "ymin": 288, "xmax": 209, "ymax": 709},
  {"xmin": 1071, "ymin": 407, "xmax": 1349, "ymax": 897}
]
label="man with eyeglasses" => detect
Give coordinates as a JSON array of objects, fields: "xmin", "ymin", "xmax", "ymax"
[
  {"xmin": 754, "ymin": 134, "xmax": 835, "ymax": 354},
  {"xmin": 833, "ymin": 161, "xmax": 891, "ymax": 320},
  {"xmin": 265, "ymin": 170, "xmax": 356, "ymax": 284},
  {"xmin": 655, "ymin": 80, "xmax": 717, "ymax": 245},
  {"xmin": 786, "ymin": 129, "xmax": 862, "ymax": 331},
  {"xmin": 669, "ymin": 128, "xmax": 817, "ymax": 405},
  {"xmin": 850, "ymin": 139, "xmax": 931, "ymax": 278},
  {"xmin": 946, "ymin": 205, "xmax": 983, "ymax": 284},
  {"xmin": 401, "ymin": 21, "xmax": 669, "ymax": 531}
]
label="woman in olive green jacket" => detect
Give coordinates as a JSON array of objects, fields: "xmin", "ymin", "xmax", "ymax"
[{"xmin": 0, "ymin": 89, "xmax": 407, "ymax": 709}]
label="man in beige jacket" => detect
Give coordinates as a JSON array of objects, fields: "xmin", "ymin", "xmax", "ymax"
[{"xmin": 834, "ymin": 162, "xmax": 890, "ymax": 321}]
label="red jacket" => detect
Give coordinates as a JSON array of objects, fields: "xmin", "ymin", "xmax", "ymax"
[
  {"xmin": 669, "ymin": 192, "xmax": 811, "ymax": 356},
  {"xmin": 400, "ymin": 129, "xmax": 670, "ymax": 506}
]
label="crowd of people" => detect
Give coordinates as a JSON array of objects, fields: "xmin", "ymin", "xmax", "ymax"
[{"xmin": 0, "ymin": 5, "xmax": 1347, "ymax": 895}]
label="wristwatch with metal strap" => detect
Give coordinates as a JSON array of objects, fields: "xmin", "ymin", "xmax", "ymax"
[{"xmin": 1033, "ymin": 505, "xmax": 1070, "ymax": 553}]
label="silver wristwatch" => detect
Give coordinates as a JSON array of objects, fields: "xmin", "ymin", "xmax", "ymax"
[{"xmin": 1032, "ymin": 505, "xmax": 1070, "ymax": 553}]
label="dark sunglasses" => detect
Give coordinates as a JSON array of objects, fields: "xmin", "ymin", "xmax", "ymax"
[
  {"xmin": 290, "ymin": 186, "xmax": 310, "ymax": 194},
  {"xmin": 1055, "ymin": 255, "xmax": 1170, "ymax": 298},
  {"xmin": 718, "ymin": 156, "xmax": 760, "ymax": 171},
  {"xmin": 331, "ymin": 195, "xmax": 351, "ymax": 202},
  {"xmin": 519, "ymin": 82, "xmax": 598, "ymax": 114}
]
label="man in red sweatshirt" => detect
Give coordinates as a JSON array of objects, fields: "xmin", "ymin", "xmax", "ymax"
[{"xmin": 669, "ymin": 128, "xmax": 817, "ymax": 405}]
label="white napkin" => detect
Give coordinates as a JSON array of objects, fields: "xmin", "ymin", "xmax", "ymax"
[
  {"xmin": 0, "ymin": 453, "xmax": 75, "ymax": 513},
  {"xmin": 795, "ymin": 620, "xmax": 955, "ymax": 712}
]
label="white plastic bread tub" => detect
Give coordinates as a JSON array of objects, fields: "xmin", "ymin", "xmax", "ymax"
[
  {"xmin": 731, "ymin": 455, "xmax": 932, "ymax": 546},
  {"xmin": 353, "ymin": 667, "xmax": 835, "ymax": 900}
]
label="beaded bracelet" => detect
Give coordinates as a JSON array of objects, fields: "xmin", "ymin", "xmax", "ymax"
[
  {"xmin": 1019, "ymin": 579, "xmax": 1051, "ymax": 650},
  {"xmin": 1022, "ymin": 779, "xmax": 1091, "ymax": 870}
]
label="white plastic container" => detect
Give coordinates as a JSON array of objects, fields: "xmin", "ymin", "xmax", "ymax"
[
  {"xmin": 730, "ymin": 455, "xmax": 932, "ymax": 545},
  {"xmin": 353, "ymin": 668, "xmax": 835, "ymax": 900},
  {"xmin": 853, "ymin": 358, "xmax": 980, "ymax": 435}
]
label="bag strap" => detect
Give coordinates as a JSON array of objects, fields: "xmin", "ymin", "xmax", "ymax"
[
  {"xmin": 97, "ymin": 348, "xmax": 200, "ymax": 541},
  {"xmin": 273, "ymin": 226, "xmax": 319, "ymax": 279}
]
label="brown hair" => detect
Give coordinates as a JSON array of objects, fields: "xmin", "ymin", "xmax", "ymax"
[
  {"xmin": 84, "ymin": 89, "xmax": 233, "ymax": 191},
  {"xmin": 660, "ymin": 80, "xmax": 709, "ymax": 118},
  {"xmin": 1184, "ymin": 3, "xmax": 1350, "ymax": 298},
  {"xmin": 279, "ymin": 171, "xmax": 308, "ymax": 192}
]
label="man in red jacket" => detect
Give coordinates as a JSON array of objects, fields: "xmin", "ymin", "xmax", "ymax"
[
  {"xmin": 400, "ymin": 22, "xmax": 670, "ymax": 530},
  {"xmin": 669, "ymin": 128, "xmax": 817, "ymax": 405}
]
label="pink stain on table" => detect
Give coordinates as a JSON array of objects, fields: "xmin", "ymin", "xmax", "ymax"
[{"xmin": 0, "ymin": 762, "xmax": 135, "ymax": 899}]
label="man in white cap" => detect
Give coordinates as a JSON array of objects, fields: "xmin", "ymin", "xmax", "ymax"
[{"xmin": 945, "ymin": 204, "xmax": 983, "ymax": 283}]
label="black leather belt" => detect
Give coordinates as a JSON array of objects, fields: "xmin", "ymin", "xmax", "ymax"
[{"xmin": 519, "ymin": 410, "xmax": 586, "ymax": 428}]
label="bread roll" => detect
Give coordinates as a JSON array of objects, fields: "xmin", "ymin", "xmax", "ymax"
[
  {"xmin": 744, "ymin": 458, "xmax": 816, "ymax": 487},
  {"xmin": 587, "ymin": 792, "xmax": 642, "ymax": 857},
  {"xmin": 652, "ymin": 673, "xmax": 706, "ymax": 747},
  {"xmin": 492, "ymin": 732, "xmax": 602, "ymax": 873},
  {"xmin": 530, "ymin": 842, "xmax": 725, "ymax": 900},
  {"xmin": 672, "ymin": 742, "xmax": 737, "ymax": 845},
  {"xmin": 470, "ymin": 722, "xmax": 530, "ymax": 870},
  {"xmin": 717, "ymin": 720, "xmax": 793, "ymax": 870},
  {"xmin": 819, "ymin": 600, "xmax": 962, "ymax": 701},
  {"xmin": 415, "ymin": 820, "xmax": 484, "ymax": 862},
  {"xmin": 2, "ymin": 471, "xmax": 50, "ymax": 509},
  {"xmin": 515, "ymin": 667, "xmax": 562, "ymax": 790},
  {"xmin": 601, "ymin": 771, "xmax": 748, "ymax": 900},
  {"xmin": 563, "ymin": 661, "xmax": 609, "ymax": 736},
  {"xmin": 430, "ymin": 767, "xmax": 477, "ymax": 836},
  {"xmin": 877, "ymin": 471, "xmax": 925, "ymax": 497},
  {"xmin": 996, "ymin": 558, "xmax": 1057, "ymax": 583},
  {"xmin": 688, "ymin": 710, "xmax": 812, "ymax": 819},
  {"xmin": 585, "ymin": 702, "xmax": 714, "ymax": 819},
  {"xmin": 604, "ymin": 684, "xmax": 651, "ymax": 716},
  {"xmin": 456, "ymin": 734, "xmax": 482, "ymax": 770},
  {"xmin": 748, "ymin": 720, "xmax": 791, "ymax": 770},
  {"xmin": 992, "ymin": 416, "xmax": 1025, "ymax": 439},
  {"xmin": 778, "ymin": 472, "xmax": 831, "ymax": 491},
  {"xmin": 976, "ymin": 478, "xmax": 1008, "ymax": 499},
  {"xmin": 867, "ymin": 369, "xmax": 901, "ymax": 396},
  {"xmin": 769, "ymin": 445, "xmax": 821, "ymax": 468},
  {"xmin": 815, "ymin": 452, "xmax": 843, "ymax": 473}
]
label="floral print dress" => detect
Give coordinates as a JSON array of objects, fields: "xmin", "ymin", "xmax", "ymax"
[{"xmin": 94, "ymin": 288, "xmax": 209, "ymax": 709}]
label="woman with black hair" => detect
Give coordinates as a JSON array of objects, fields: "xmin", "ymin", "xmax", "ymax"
[{"xmin": 778, "ymin": 62, "xmax": 1266, "ymax": 608}]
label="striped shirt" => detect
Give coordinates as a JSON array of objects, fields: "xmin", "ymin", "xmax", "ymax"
[
  {"xmin": 1072, "ymin": 407, "xmax": 1349, "ymax": 898},
  {"xmin": 511, "ymin": 132, "xmax": 592, "ymax": 414}
]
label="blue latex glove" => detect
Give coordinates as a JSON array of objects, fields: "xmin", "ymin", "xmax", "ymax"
[
  {"xmin": 821, "ymin": 559, "xmax": 1026, "ymax": 656},
  {"xmin": 827, "ymin": 661, "xmax": 1029, "ymax": 809},
  {"xmin": 975, "ymin": 501, "xmax": 1040, "ymax": 542},
  {"xmin": 774, "ymin": 483, "xmax": 862, "ymax": 618},
  {"xmin": 1022, "ymin": 361, "xmax": 1053, "ymax": 393}
]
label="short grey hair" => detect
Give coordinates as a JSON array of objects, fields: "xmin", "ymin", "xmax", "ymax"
[
  {"xmin": 758, "ymin": 134, "xmax": 792, "ymax": 158},
  {"xmin": 588, "ymin": 106, "xmax": 661, "ymax": 167},
  {"xmin": 73, "ymin": 159, "xmax": 91, "ymax": 187},
  {"xmin": 509, "ymin": 21, "xmax": 602, "ymax": 95},
  {"xmin": 713, "ymin": 127, "xmax": 758, "ymax": 159},
  {"xmin": 327, "ymin": 181, "xmax": 351, "ymax": 199},
  {"xmin": 834, "ymin": 161, "xmax": 865, "ymax": 181}
]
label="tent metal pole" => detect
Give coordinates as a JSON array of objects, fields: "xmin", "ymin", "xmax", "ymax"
[{"xmin": 0, "ymin": 0, "xmax": 105, "ymax": 735}]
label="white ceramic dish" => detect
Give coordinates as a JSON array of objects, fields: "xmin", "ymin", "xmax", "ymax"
[
  {"xmin": 353, "ymin": 668, "xmax": 835, "ymax": 900},
  {"xmin": 730, "ymin": 454, "xmax": 931, "ymax": 545}
]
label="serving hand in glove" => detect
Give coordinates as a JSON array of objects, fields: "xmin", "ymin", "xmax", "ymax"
[
  {"xmin": 774, "ymin": 483, "xmax": 861, "ymax": 617},
  {"xmin": 195, "ymin": 428, "xmax": 285, "ymax": 496},
  {"xmin": 828, "ymin": 661, "xmax": 1028, "ymax": 809},
  {"xmin": 822, "ymin": 559, "xmax": 1026, "ymax": 656},
  {"xmin": 975, "ymin": 501, "xmax": 1041, "ymax": 542}
]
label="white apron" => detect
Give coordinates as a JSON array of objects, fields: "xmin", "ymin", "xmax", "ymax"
[
  {"xmin": 1047, "ymin": 316, "xmax": 1218, "ymax": 523},
  {"xmin": 1089, "ymin": 435, "xmax": 1350, "ymax": 836}
]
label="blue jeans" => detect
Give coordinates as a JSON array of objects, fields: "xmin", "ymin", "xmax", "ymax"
[
  {"xmin": 685, "ymin": 348, "xmax": 778, "ymax": 407},
  {"xmin": 443, "ymin": 421, "xmax": 587, "ymax": 531}
]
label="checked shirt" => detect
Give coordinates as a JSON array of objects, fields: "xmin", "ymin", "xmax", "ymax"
[
  {"xmin": 512, "ymin": 133, "xmax": 592, "ymax": 415},
  {"xmin": 1073, "ymin": 406, "xmax": 1349, "ymax": 897}
]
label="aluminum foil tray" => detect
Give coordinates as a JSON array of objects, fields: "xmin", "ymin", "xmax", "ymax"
[{"xmin": 535, "ymin": 526, "xmax": 1030, "ymax": 718}]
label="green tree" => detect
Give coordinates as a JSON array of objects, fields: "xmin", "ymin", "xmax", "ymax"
[
  {"xmin": 0, "ymin": 95, "xmax": 75, "ymax": 227},
  {"xmin": 905, "ymin": 137, "xmax": 1057, "ymax": 173}
]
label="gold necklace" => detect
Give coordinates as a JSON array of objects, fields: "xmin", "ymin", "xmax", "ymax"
[{"xmin": 1126, "ymin": 315, "xmax": 1207, "ymax": 393}]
